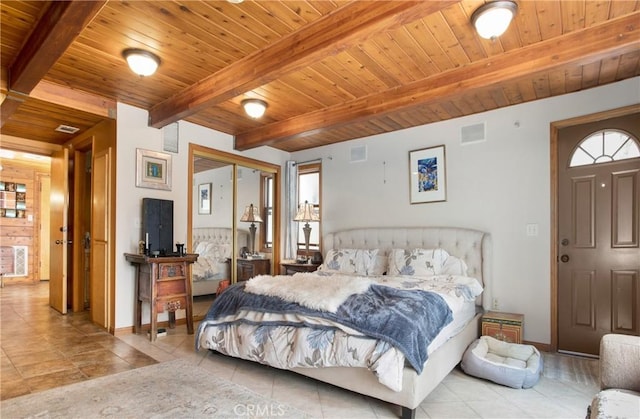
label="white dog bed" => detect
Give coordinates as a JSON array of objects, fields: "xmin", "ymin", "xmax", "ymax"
[{"xmin": 461, "ymin": 335, "xmax": 543, "ymax": 389}]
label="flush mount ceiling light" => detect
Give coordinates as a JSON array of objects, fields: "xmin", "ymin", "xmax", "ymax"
[
  {"xmin": 122, "ymin": 48, "xmax": 161, "ymax": 76},
  {"xmin": 471, "ymin": 1, "xmax": 518, "ymax": 40},
  {"xmin": 242, "ymin": 99, "xmax": 268, "ymax": 118}
]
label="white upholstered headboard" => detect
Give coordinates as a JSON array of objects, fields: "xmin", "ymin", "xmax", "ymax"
[
  {"xmin": 192, "ymin": 227, "xmax": 249, "ymax": 250},
  {"xmin": 323, "ymin": 227, "xmax": 492, "ymax": 310}
]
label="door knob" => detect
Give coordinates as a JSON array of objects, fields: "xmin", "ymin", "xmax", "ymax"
[
  {"xmin": 55, "ymin": 240, "xmax": 62, "ymax": 244},
  {"xmin": 560, "ymin": 254, "xmax": 570, "ymax": 263}
]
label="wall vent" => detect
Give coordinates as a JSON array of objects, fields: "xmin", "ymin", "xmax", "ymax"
[
  {"xmin": 350, "ymin": 145, "xmax": 367, "ymax": 162},
  {"xmin": 460, "ymin": 122, "xmax": 486, "ymax": 145},
  {"xmin": 55, "ymin": 124, "xmax": 80, "ymax": 134},
  {"xmin": 1, "ymin": 246, "xmax": 28, "ymax": 277}
]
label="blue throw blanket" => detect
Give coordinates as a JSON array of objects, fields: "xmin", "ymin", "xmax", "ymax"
[{"xmin": 199, "ymin": 283, "xmax": 453, "ymax": 373}]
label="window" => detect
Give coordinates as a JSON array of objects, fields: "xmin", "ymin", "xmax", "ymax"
[
  {"xmin": 297, "ymin": 163, "xmax": 321, "ymax": 255},
  {"xmin": 569, "ymin": 129, "xmax": 640, "ymax": 167},
  {"xmin": 260, "ymin": 173, "xmax": 274, "ymax": 251}
]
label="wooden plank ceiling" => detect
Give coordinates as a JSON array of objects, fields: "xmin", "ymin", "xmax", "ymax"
[{"xmin": 1, "ymin": 0, "xmax": 638, "ymax": 155}]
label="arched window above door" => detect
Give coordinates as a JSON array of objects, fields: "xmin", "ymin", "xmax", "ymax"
[{"xmin": 569, "ymin": 129, "xmax": 640, "ymax": 167}]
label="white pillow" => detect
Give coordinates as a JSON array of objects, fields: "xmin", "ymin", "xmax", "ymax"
[
  {"xmin": 387, "ymin": 248, "xmax": 449, "ymax": 277},
  {"xmin": 441, "ymin": 256, "xmax": 469, "ymax": 276},
  {"xmin": 369, "ymin": 252, "xmax": 387, "ymax": 276},
  {"xmin": 194, "ymin": 241, "xmax": 210, "ymax": 255},
  {"xmin": 319, "ymin": 248, "xmax": 384, "ymax": 276}
]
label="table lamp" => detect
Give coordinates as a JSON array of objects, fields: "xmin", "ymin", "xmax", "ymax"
[
  {"xmin": 293, "ymin": 200, "xmax": 320, "ymax": 263},
  {"xmin": 240, "ymin": 203, "xmax": 263, "ymax": 256}
]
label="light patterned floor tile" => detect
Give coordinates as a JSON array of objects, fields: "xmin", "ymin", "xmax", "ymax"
[{"xmin": 1, "ymin": 282, "xmax": 602, "ymax": 419}]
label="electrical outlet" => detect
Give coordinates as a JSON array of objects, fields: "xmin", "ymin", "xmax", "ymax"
[{"xmin": 492, "ymin": 298, "xmax": 499, "ymax": 310}]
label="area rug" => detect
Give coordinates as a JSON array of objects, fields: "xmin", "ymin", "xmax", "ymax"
[
  {"xmin": 542, "ymin": 352, "xmax": 599, "ymax": 387},
  {"xmin": 0, "ymin": 358, "xmax": 312, "ymax": 418}
]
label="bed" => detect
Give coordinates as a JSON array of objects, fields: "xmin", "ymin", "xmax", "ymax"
[
  {"xmin": 196, "ymin": 226, "xmax": 492, "ymax": 418},
  {"xmin": 191, "ymin": 227, "xmax": 249, "ymax": 296}
]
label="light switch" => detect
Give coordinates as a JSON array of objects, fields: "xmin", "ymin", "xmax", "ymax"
[{"xmin": 526, "ymin": 223, "xmax": 539, "ymax": 236}]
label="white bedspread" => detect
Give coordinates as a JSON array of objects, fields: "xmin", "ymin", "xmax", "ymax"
[{"xmin": 197, "ymin": 273, "xmax": 482, "ymax": 391}]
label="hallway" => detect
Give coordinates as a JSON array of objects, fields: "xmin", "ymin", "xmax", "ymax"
[
  {"xmin": 0, "ymin": 282, "xmax": 214, "ymax": 401},
  {"xmin": 0, "ymin": 282, "xmax": 156, "ymax": 399}
]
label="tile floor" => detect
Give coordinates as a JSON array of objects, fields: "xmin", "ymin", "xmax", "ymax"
[{"xmin": 1, "ymin": 282, "xmax": 598, "ymax": 418}]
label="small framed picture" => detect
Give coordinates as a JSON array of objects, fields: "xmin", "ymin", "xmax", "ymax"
[
  {"xmin": 409, "ymin": 145, "xmax": 447, "ymax": 204},
  {"xmin": 198, "ymin": 183, "xmax": 212, "ymax": 214},
  {"xmin": 136, "ymin": 149, "xmax": 172, "ymax": 190}
]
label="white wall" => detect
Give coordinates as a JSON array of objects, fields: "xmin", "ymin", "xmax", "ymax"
[
  {"xmin": 115, "ymin": 106, "xmax": 288, "ymax": 328},
  {"xmin": 290, "ymin": 77, "xmax": 640, "ymax": 345},
  {"xmin": 193, "ymin": 165, "xmax": 262, "ymax": 242},
  {"xmin": 114, "ymin": 77, "xmax": 639, "ymax": 342},
  {"xmin": 193, "ymin": 166, "xmax": 233, "ymax": 229}
]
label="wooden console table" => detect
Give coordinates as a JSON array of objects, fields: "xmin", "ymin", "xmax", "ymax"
[{"xmin": 125, "ymin": 253, "xmax": 198, "ymax": 341}]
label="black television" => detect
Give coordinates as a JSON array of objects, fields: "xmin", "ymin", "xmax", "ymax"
[{"xmin": 142, "ymin": 198, "xmax": 174, "ymax": 255}]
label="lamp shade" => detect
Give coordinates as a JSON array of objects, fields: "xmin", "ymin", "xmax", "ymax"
[
  {"xmin": 294, "ymin": 201, "xmax": 320, "ymax": 222},
  {"xmin": 471, "ymin": 1, "xmax": 517, "ymax": 40},
  {"xmin": 240, "ymin": 203, "xmax": 263, "ymax": 223},
  {"xmin": 242, "ymin": 99, "xmax": 268, "ymax": 118},
  {"xmin": 122, "ymin": 49, "xmax": 160, "ymax": 76}
]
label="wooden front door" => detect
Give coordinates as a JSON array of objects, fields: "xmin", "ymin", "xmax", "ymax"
[
  {"xmin": 49, "ymin": 148, "xmax": 69, "ymax": 314},
  {"xmin": 558, "ymin": 113, "xmax": 640, "ymax": 356}
]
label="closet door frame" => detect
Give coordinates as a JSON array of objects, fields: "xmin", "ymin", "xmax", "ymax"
[{"xmin": 187, "ymin": 143, "xmax": 281, "ymax": 283}]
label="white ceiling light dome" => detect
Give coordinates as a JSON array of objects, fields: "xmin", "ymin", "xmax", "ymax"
[
  {"xmin": 122, "ymin": 49, "xmax": 161, "ymax": 76},
  {"xmin": 471, "ymin": 1, "xmax": 518, "ymax": 40},
  {"xmin": 242, "ymin": 99, "xmax": 268, "ymax": 118}
]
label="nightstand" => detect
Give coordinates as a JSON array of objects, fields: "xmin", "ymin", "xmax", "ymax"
[
  {"xmin": 280, "ymin": 261, "xmax": 320, "ymax": 275},
  {"xmin": 236, "ymin": 258, "xmax": 271, "ymax": 282},
  {"xmin": 481, "ymin": 311, "xmax": 524, "ymax": 344}
]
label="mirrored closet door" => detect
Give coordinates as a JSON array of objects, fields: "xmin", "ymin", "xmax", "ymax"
[{"xmin": 188, "ymin": 144, "xmax": 280, "ymax": 300}]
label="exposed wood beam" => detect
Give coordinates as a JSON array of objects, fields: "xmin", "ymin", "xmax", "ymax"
[
  {"xmin": 9, "ymin": 1, "xmax": 107, "ymax": 94},
  {"xmin": 0, "ymin": 93, "xmax": 24, "ymax": 127},
  {"xmin": 235, "ymin": 13, "xmax": 640, "ymax": 150},
  {"xmin": 148, "ymin": 0, "xmax": 457, "ymax": 128},
  {"xmin": 2, "ymin": 1, "xmax": 106, "ymax": 128},
  {"xmin": 0, "ymin": 134, "xmax": 62, "ymax": 156},
  {"xmin": 30, "ymin": 81, "xmax": 116, "ymax": 119}
]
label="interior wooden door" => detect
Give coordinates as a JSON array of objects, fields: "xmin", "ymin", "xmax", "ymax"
[
  {"xmin": 38, "ymin": 174, "xmax": 51, "ymax": 281},
  {"xmin": 49, "ymin": 148, "xmax": 69, "ymax": 314},
  {"xmin": 90, "ymin": 148, "xmax": 110, "ymax": 328},
  {"xmin": 558, "ymin": 113, "xmax": 640, "ymax": 356}
]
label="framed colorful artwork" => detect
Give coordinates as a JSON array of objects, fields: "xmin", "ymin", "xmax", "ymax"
[
  {"xmin": 409, "ymin": 145, "xmax": 447, "ymax": 204},
  {"xmin": 136, "ymin": 148, "xmax": 172, "ymax": 190},
  {"xmin": 198, "ymin": 183, "xmax": 212, "ymax": 214}
]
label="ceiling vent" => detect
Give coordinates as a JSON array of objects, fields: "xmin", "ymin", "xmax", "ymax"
[
  {"xmin": 460, "ymin": 122, "xmax": 486, "ymax": 145},
  {"xmin": 55, "ymin": 124, "xmax": 80, "ymax": 134}
]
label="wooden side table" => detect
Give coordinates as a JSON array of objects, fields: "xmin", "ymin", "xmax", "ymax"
[
  {"xmin": 125, "ymin": 253, "xmax": 198, "ymax": 341},
  {"xmin": 280, "ymin": 261, "xmax": 320, "ymax": 275},
  {"xmin": 237, "ymin": 258, "xmax": 271, "ymax": 282},
  {"xmin": 481, "ymin": 311, "xmax": 524, "ymax": 344}
]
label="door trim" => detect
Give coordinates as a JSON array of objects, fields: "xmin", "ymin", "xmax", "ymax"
[{"xmin": 549, "ymin": 103, "xmax": 640, "ymax": 352}]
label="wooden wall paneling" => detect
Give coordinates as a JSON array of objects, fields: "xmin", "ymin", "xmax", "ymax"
[{"xmin": 0, "ymin": 159, "xmax": 49, "ymax": 283}]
